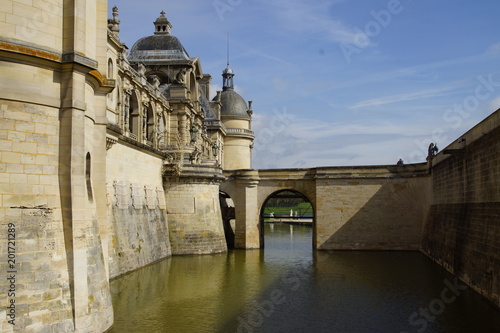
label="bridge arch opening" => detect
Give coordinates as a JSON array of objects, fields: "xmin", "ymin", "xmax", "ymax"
[
  {"xmin": 260, "ymin": 190, "xmax": 314, "ymax": 248},
  {"xmin": 219, "ymin": 191, "xmax": 235, "ymax": 248}
]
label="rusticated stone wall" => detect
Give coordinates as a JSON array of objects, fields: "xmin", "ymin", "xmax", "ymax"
[{"xmin": 421, "ymin": 110, "xmax": 500, "ymax": 308}]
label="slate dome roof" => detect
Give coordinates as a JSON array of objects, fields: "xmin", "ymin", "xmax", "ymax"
[
  {"xmin": 128, "ymin": 35, "xmax": 190, "ymax": 62},
  {"xmin": 218, "ymin": 90, "xmax": 250, "ymax": 118},
  {"xmin": 128, "ymin": 11, "xmax": 190, "ymax": 62}
]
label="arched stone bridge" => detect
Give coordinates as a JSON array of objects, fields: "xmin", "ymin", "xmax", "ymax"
[{"xmin": 220, "ymin": 163, "xmax": 430, "ymax": 251}]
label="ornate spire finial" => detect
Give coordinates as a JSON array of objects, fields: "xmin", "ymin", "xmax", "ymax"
[
  {"xmin": 222, "ymin": 34, "xmax": 234, "ymax": 91},
  {"xmin": 227, "ymin": 33, "xmax": 230, "ymax": 67},
  {"xmin": 108, "ymin": 5, "xmax": 120, "ymax": 34}
]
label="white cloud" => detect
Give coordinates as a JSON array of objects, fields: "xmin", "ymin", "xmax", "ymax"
[
  {"xmin": 489, "ymin": 96, "xmax": 500, "ymax": 111},
  {"xmin": 261, "ymin": 0, "xmax": 360, "ymax": 45},
  {"xmin": 251, "ymin": 112, "xmax": 438, "ymax": 168},
  {"xmin": 272, "ymin": 77, "xmax": 291, "ymax": 91},
  {"xmin": 486, "ymin": 42, "xmax": 500, "ymax": 56},
  {"xmin": 348, "ymin": 86, "xmax": 456, "ymax": 109}
]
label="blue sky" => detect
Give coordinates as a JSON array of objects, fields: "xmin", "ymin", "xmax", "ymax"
[{"xmin": 110, "ymin": 0, "xmax": 500, "ymax": 169}]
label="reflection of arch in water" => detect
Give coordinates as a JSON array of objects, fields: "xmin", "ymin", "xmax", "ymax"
[
  {"xmin": 260, "ymin": 189, "xmax": 315, "ymax": 247},
  {"xmin": 219, "ymin": 191, "xmax": 235, "ymax": 248}
]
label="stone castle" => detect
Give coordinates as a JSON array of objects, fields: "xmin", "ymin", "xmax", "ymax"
[
  {"xmin": 0, "ymin": 3, "xmax": 255, "ymax": 331},
  {"xmin": 0, "ymin": 2, "xmax": 498, "ymax": 332}
]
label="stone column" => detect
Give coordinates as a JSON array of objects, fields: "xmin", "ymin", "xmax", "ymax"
[
  {"xmin": 179, "ymin": 114, "xmax": 187, "ymax": 145},
  {"xmin": 234, "ymin": 170, "xmax": 261, "ymax": 249}
]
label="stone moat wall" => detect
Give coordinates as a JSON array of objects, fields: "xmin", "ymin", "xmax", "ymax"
[
  {"xmin": 105, "ymin": 140, "xmax": 171, "ymax": 279},
  {"xmin": 421, "ymin": 110, "xmax": 500, "ymax": 308}
]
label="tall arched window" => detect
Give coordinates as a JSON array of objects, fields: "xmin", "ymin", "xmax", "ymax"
[
  {"xmin": 107, "ymin": 59, "xmax": 114, "ymax": 102},
  {"xmin": 157, "ymin": 112, "xmax": 166, "ymax": 149},
  {"xmin": 86, "ymin": 152, "xmax": 93, "ymax": 202},
  {"xmin": 107, "ymin": 59, "xmax": 114, "ymax": 79},
  {"xmin": 189, "ymin": 71, "xmax": 197, "ymax": 101},
  {"xmin": 129, "ymin": 92, "xmax": 140, "ymax": 140},
  {"xmin": 146, "ymin": 104, "xmax": 155, "ymax": 142}
]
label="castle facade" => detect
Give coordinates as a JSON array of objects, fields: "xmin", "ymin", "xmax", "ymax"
[{"xmin": 0, "ymin": 3, "xmax": 252, "ymax": 331}]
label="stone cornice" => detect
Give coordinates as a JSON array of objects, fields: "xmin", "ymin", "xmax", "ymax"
[
  {"xmin": 0, "ymin": 39, "xmax": 62, "ymax": 71},
  {"xmin": 88, "ymin": 70, "xmax": 116, "ymax": 94},
  {"xmin": 0, "ymin": 39, "xmax": 115, "ymax": 93},
  {"xmin": 0, "ymin": 39, "xmax": 61, "ymax": 62},
  {"xmin": 223, "ymin": 163, "xmax": 430, "ymax": 181},
  {"xmin": 225, "ymin": 127, "xmax": 254, "ymax": 139},
  {"xmin": 107, "ymin": 29, "xmax": 124, "ymax": 50},
  {"xmin": 61, "ymin": 51, "xmax": 98, "ymax": 69},
  {"xmin": 163, "ymin": 163, "xmax": 226, "ymax": 183}
]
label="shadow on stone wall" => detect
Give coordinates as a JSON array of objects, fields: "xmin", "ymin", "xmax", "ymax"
[{"xmin": 318, "ymin": 178, "xmax": 429, "ymax": 251}]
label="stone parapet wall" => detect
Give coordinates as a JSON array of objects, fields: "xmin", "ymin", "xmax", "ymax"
[
  {"xmin": 315, "ymin": 164, "xmax": 430, "ymax": 250},
  {"xmin": 315, "ymin": 168, "xmax": 430, "ymax": 251},
  {"xmin": 422, "ymin": 109, "xmax": 500, "ymax": 308}
]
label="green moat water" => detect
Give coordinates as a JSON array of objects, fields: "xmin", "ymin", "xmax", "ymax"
[{"xmin": 109, "ymin": 224, "xmax": 500, "ymax": 333}]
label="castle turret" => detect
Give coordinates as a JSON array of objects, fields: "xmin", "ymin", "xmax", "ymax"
[{"xmin": 217, "ymin": 65, "xmax": 254, "ymax": 170}]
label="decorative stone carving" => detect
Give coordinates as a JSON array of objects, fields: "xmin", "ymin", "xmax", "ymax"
[
  {"xmin": 428, "ymin": 143, "xmax": 438, "ymax": 158},
  {"xmin": 138, "ymin": 63, "xmax": 146, "ymax": 77},
  {"xmin": 175, "ymin": 68, "xmax": 187, "ymax": 84},
  {"xmin": 114, "ymin": 181, "xmax": 129, "ymax": 209},
  {"xmin": 107, "ymin": 5, "xmax": 120, "ymax": 34},
  {"xmin": 190, "ymin": 147, "xmax": 201, "ymax": 164},
  {"xmin": 144, "ymin": 185, "xmax": 156, "ymax": 209},
  {"xmin": 106, "ymin": 136, "xmax": 117, "ymax": 150},
  {"xmin": 130, "ymin": 183, "xmax": 143, "ymax": 209},
  {"xmin": 151, "ymin": 75, "xmax": 161, "ymax": 89}
]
